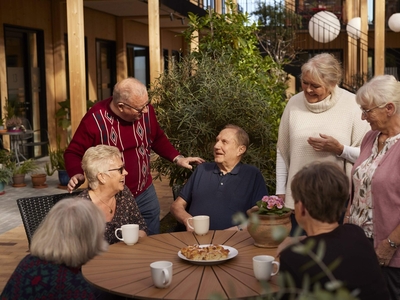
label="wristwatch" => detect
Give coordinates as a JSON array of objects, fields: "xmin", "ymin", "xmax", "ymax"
[
  {"xmin": 388, "ymin": 238, "xmax": 398, "ymax": 249},
  {"xmin": 173, "ymin": 155, "xmax": 184, "ymax": 164}
]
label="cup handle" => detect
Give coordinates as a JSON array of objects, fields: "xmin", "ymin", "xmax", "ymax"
[
  {"xmin": 115, "ymin": 228, "xmax": 124, "ymax": 241},
  {"xmin": 186, "ymin": 217, "xmax": 194, "ymax": 230},
  {"xmin": 271, "ymin": 261, "xmax": 280, "ymax": 276},
  {"xmin": 162, "ymin": 268, "xmax": 172, "ymax": 286}
]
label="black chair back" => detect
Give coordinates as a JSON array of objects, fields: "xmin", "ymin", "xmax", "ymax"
[{"xmin": 16, "ymin": 191, "xmax": 81, "ymax": 245}]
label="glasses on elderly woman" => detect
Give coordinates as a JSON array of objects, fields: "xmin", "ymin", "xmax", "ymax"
[
  {"xmin": 107, "ymin": 165, "xmax": 125, "ymax": 174},
  {"xmin": 360, "ymin": 103, "xmax": 387, "ymax": 116}
]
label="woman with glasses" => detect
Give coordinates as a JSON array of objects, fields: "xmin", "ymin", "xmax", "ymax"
[
  {"xmin": 276, "ymin": 53, "xmax": 369, "ymax": 235},
  {"xmin": 78, "ymin": 145, "xmax": 148, "ymax": 244},
  {"xmin": 345, "ymin": 75, "xmax": 400, "ymax": 299}
]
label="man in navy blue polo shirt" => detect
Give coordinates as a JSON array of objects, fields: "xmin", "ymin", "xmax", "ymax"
[{"xmin": 170, "ymin": 124, "xmax": 268, "ymax": 231}]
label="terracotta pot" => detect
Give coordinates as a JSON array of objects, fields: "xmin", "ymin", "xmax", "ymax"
[
  {"xmin": 31, "ymin": 173, "xmax": 47, "ymax": 188},
  {"xmin": 247, "ymin": 212, "xmax": 291, "ymax": 248},
  {"xmin": 12, "ymin": 174, "xmax": 26, "ymax": 187}
]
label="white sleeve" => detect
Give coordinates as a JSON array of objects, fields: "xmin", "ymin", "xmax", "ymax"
[
  {"xmin": 338, "ymin": 145, "xmax": 360, "ymax": 164},
  {"xmin": 276, "ymin": 149, "xmax": 287, "ymax": 194}
]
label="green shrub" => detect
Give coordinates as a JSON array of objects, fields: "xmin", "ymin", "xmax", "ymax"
[{"xmin": 150, "ymin": 1, "xmax": 287, "ymax": 193}]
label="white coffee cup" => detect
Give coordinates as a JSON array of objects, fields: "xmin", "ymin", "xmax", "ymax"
[
  {"xmin": 115, "ymin": 224, "xmax": 139, "ymax": 245},
  {"xmin": 186, "ymin": 215, "xmax": 210, "ymax": 235},
  {"xmin": 150, "ymin": 261, "xmax": 173, "ymax": 288},
  {"xmin": 253, "ymin": 255, "xmax": 280, "ymax": 281}
]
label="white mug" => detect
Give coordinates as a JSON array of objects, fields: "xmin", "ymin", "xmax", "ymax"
[
  {"xmin": 186, "ymin": 215, "xmax": 210, "ymax": 235},
  {"xmin": 150, "ymin": 261, "xmax": 173, "ymax": 288},
  {"xmin": 253, "ymin": 255, "xmax": 280, "ymax": 281},
  {"xmin": 115, "ymin": 224, "xmax": 139, "ymax": 245}
]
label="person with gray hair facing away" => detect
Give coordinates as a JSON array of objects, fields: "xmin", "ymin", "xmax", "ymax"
[
  {"xmin": 345, "ymin": 75, "xmax": 400, "ymax": 299},
  {"xmin": 276, "ymin": 53, "xmax": 369, "ymax": 235},
  {"xmin": 78, "ymin": 145, "xmax": 148, "ymax": 244},
  {"xmin": 1, "ymin": 198, "xmax": 108, "ymax": 299}
]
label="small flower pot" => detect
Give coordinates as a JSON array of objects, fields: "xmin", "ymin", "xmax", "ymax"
[
  {"xmin": 12, "ymin": 174, "xmax": 26, "ymax": 187},
  {"xmin": 31, "ymin": 173, "xmax": 48, "ymax": 189},
  {"xmin": 247, "ymin": 212, "xmax": 291, "ymax": 248}
]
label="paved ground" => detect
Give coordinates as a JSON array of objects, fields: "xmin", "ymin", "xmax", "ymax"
[{"xmin": 0, "ymin": 157, "xmax": 175, "ymax": 235}]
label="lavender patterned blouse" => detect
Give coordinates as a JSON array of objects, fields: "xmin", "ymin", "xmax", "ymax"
[
  {"xmin": 79, "ymin": 186, "xmax": 148, "ymax": 244},
  {"xmin": 349, "ymin": 133, "xmax": 400, "ymax": 238}
]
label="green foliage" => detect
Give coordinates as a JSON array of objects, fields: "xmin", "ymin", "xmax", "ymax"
[
  {"xmin": 45, "ymin": 141, "xmax": 66, "ymax": 176},
  {"xmin": 0, "ymin": 167, "xmax": 12, "ymax": 183},
  {"xmin": 150, "ymin": 1, "xmax": 287, "ymax": 192},
  {"xmin": 7, "ymin": 158, "xmax": 39, "ymax": 175},
  {"xmin": 56, "ymin": 99, "xmax": 95, "ymax": 144},
  {"xmin": 4, "ymin": 97, "xmax": 24, "ymax": 128}
]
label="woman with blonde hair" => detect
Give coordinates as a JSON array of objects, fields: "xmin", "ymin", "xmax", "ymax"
[
  {"xmin": 346, "ymin": 75, "xmax": 400, "ymax": 299},
  {"xmin": 79, "ymin": 144, "xmax": 148, "ymax": 244},
  {"xmin": 276, "ymin": 53, "xmax": 369, "ymax": 234},
  {"xmin": 1, "ymin": 198, "xmax": 108, "ymax": 299}
]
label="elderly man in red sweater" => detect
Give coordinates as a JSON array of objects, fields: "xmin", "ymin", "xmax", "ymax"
[{"xmin": 65, "ymin": 77, "xmax": 204, "ymax": 235}]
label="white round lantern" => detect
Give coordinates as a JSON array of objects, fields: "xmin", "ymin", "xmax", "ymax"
[
  {"xmin": 309, "ymin": 11, "xmax": 341, "ymax": 43},
  {"xmin": 346, "ymin": 17, "xmax": 361, "ymax": 39},
  {"xmin": 388, "ymin": 13, "xmax": 400, "ymax": 32}
]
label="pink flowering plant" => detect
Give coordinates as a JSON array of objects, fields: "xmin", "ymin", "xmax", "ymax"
[{"xmin": 256, "ymin": 195, "xmax": 291, "ymax": 216}]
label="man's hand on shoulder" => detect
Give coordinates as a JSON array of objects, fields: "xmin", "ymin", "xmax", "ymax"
[
  {"xmin": 175, "ymin": 156, "xmax": 205, "ymax": 170},
  {"xmin": 67, "ymin": 174, "xmax": 85, "ymax": 193}
]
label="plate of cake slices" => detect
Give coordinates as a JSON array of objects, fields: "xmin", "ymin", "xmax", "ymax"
[{"xmin": 178, "ymin": 244, "xmax": 238, "ymax": 265}]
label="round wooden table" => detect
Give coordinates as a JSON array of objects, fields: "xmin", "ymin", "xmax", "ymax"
[{"xmin": 83, "ymin": 230, "xmax": 279, "ymax": 299}]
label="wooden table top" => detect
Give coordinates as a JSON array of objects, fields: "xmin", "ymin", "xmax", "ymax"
[{"xmin": 83, "ymin": 230, "xmax": 279, "ymax": 300}]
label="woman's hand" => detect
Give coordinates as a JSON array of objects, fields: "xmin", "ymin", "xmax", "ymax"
[
  {"xmin": 307, "ymin": 134, "xmax": 344, "ymax": 155},
  {"xmin": 376, "ymin": 239, "xmax": 397, "ymax": 266}
]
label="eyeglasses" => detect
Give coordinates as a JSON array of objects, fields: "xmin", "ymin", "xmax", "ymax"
[
  {"xmin": 107, "ymin": 165, "xmax": 125, "ymax": 174},
  {"xmin": 120, "ymin": 101, "xmax": 149, "ymax": 114},
  {"xmin": 360, "ymin": 104, "xmax": 387, "ymax": 116}
]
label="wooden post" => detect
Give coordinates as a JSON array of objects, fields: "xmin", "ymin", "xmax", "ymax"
[
  {"xmin": 360, "ymin": 0, "xmax": 368, "ymax": 80},
  {"xmin": 148, "ymin": 0, "xmax": 161, "ymax": 86},
  {"xmin": 374, "ymin": 0, "xmax": 385, "ymax": 75},
  {"xmin": 66, "ymin": 0, "xmax": 86, "ymax": 135}
]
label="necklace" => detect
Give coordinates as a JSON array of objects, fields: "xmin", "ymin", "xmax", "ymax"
[
  {"xmin": 99, "ymin": 197, "xmax": 114, "ymax": 214},
  {"xmin": 89, "ymin": 191, "xmax": 115, "ymax": 214}
]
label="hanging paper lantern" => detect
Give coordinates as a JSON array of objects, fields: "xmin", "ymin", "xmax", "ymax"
[
  {"xmin": 346, "ymin": 17, "xmax": 361, "ymax": 39},
  {"xmin": 309, "ymin": 11, "xmax": 341, "ymax": 43},
  {"xmin": 388, "ymin": 13, "xmax": 400, "ymax": 32}
]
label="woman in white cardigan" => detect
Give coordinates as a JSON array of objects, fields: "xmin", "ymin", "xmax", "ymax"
[{"xmin": 276, "ymin": 53, "xmax": 369, "ymax": 235}]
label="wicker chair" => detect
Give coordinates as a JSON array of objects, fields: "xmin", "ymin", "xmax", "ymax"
[{"xmin": 16, "ymin": 191, "xmax": 81, "ymax": 245}]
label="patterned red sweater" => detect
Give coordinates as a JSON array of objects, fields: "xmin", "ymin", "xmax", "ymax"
[
  {"xmin": 65, "ymin": 98, "xmax": 179, "ymax": 196},
  {"xmin": 1, "ymin": 255, "xmax": 95, "ymax": 299}
]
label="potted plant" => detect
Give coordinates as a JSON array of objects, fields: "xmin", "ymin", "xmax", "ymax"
[
  {"xmin": 247, "ymin": 195, "xmax": 292, "ymax": 248},
  {"xmin": 0, "ymin": 165, "xmax": 12, "ymax": 195},
  {"xmin": 8, "ymin": 158, "xmax": 40, "ymax": 187},
  {"xmin": 4, "ymin": 98, "xmax": 23, "ymax": 132},
  {"xmin": 45, "ymin": 146, "xmax": 69, "ymax": 189},
  {"xmin": 31, "ymin": 166, "xmax": 48, "ymax": 189}
]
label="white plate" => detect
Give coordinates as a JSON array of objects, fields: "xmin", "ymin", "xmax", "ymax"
[{"xmin": 178, "ymin": 244, "xmax": 238, "ymax": 265}]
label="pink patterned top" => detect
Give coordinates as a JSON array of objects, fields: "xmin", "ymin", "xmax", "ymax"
[{"xmin": 349, "ymin": 132, "xmax": 400, "ymax": 238}]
